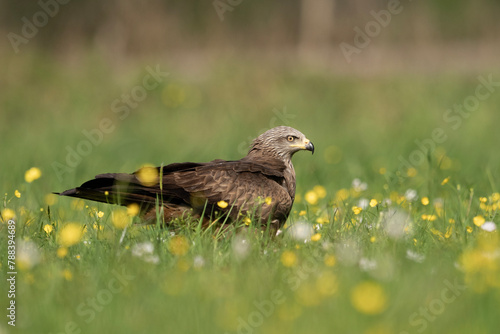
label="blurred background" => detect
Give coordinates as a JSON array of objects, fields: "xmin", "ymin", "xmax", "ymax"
[
  {"xmin": 2, "ymin": 2, "xmax": 500, "ymax": 334},
  {"xmin": 1, "ymin": 0, "xmax": 499, "ymax": 193}
]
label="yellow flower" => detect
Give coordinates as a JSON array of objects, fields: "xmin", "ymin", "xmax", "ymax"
[
  {"xmin": 449, "ymin": 218, "xmax": 456, "ymax": 224},
  {"xmin": 311, "ymin": 233, "xmax": 321, "ymax": 242},
  {"xmin": 14, "ymin": 190, "xmax": 21, "ymax": 198},
  {"xmin": 421, "ymin": 214, "xmax": 437, "ymax": 221},
  {"xmin": 97, "ymin": 211, "xmax": 104, "ymax": 218},
  {"xmin": 71, "ymin": 199, "xmax": 85, "ymax": 211},
  {"xmin": 352, "ymin": 206, "xmax": 362, "ymax": 215},
  {"xmin": 243, "ymin": 217, "xmax": 251, "ymax": 226},
  {"xmin": 479, "ymin": 197, "xmax": 488, "ymax": 203},
  {"xmin": 421, "ymin": 197, "xmax": 430, "ymax": 206},
  {"xmin": 316, "ymin": 271, "xmax": 338, "ymax": 296},
  {"xmin": 445, "ymin": 226, "xmax": 453, "ymax": 238},
  {"xmin": 43, "ymin": 224, "xmax": 53, "ymax": 234},
  {"xmin": 57, "ymin": 247, "xmax": 68, "ymax": 258},
  {"xmin": 104, "ymin": 191, "xmax": 109, "ymax": 196},
  {"xmin": 45, "ymin": 193, "xmax": 58, "ymax": 206},
  {"xmin": 466, "ymin": 226, "xmax": 473, "ymax": 233},
  {"xmin": 217, "ymin": 200, "xmax": 228, "ymax": 209},
  {"xmin": 112, "ymin": 210, "xmax": 131, "ymax": 229},
  {"xmin": 370, "ymin": 236, "xmax": 376, "ymax": 243},
  {"xmin": 281, "ymin": 250, "xmax": 297, "ymax": 267},
  {"xmin": 407, "ymin": 168, "xmax": 418, "ymax": 177},
  {"xmin": 1, "ymin": 208, "xmax": 16, "ymax": 222},
  {"xmin": 168, "ymin": 235, "xmax": 190, "ymax": 256},
  {"xmin": 136, "ymin": 165, "xmax": 158, "ymax": 186},
  {"xmin": 24, "ymin": 167, "xmax": 42, "ymax": 183},
  {"xmin": 379, "ymin": 167, "xmax": 387, "ymax": 175},
  {"xmin": 430, "ymin": 228, "xmax": 444, "ymax": 238},
  {"xmin": 473, "ymin": 215, "xmax": 485, "ymax": 227},
  {"xmin": 305, "ymin": 191, "xmax": 318, "ymax": 205},
  {"xmin": 62, "ymin": 269, "xmax": 73, "ymax": 281},
  {"xmin": 350, "ymin": 281, "xmax": 388, "ymax": 315},
  {"xmin": 264, "ymin": 197, "xmax": 273, "ymax": 205},
  {"xmin": 492, "ymin": 193, "xmax": 500, "ymax": 202},
  {"xmin": 324, "ymin": 254, "xmax": 336, "ymax": 267},
  {"xmin": 58, "ymin": 223, "xmax": 83, "ymax": 247},
  {"xmin": 313, "ymin": 185, "xmax": 327, "ymax": 199},
  {"xmin": 369, "ymin": 199, "xmax": 378, "ymax": 207},
  {"xmin": 127, "ymin": 203, "xmax": 140, "ymax": 217},
  {"xmin": 335, "ymin": 188, "xmax": 350, "ymax": 202},
  {"xmin": 316, "ymin": 216, "xmax": 329, "ymax": 224},
  {"xmin": 441, "ymin": 177, "xmax": 450, "ymax": 186},
  {"xmin": 298, "ymin": 210, "xmax": 306, "ymax": 216}
]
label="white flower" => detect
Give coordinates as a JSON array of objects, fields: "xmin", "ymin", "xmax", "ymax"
[
  {"xmin": 404, "ymin": 189, "xmax": 418, "ymax": 202},
  {"xmin": 17, "ymin": 241, "xmax": 41, "ymax": 270},
  {"xmin": 287, "ymin": 222, "xmax": 314, "ymax": 242},
  {"xmin": 359, "ymin": 257, "xmax": 377, "ymax": 271},
  {"xmin": 382, "ymin": 208, "xmax": 412, "ymax": 239},
  {"xmin": 352, "ymin": 178, "xmax": 368, "ymax": 192},
  {"xmin": 232, "ymin": 234, "xmax": 251, "ymax": 261},
  {"xmin": 143, "ymin": 255, "xmax": 160, "ymax": 264},
  {"xmin": 358, "ymin": 198, "xmax": 370, "ymax": 210},
  {"xmin": 132, "ymin": 242, "xmax": 154, "ymax": 257},
  {"xmin": 193, "ymin": 255, "xmax": 205, "ymax": 269},
  {"xmin": 406, "ymin": 249, "xmax": 425, "ymax": 263},
  {"xmin": 481, "ymin": 221, "xmax": 497, "ymax": 232}
]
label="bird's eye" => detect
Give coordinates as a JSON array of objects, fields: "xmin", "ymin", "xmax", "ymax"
[{"xmin": 287, "ymin": 136, "xmax": 294, "ymax": 142}]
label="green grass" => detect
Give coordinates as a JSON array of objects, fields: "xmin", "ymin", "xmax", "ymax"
[{"xmin": 1, "ymin": 55, "xmax": 500, "ymax": 334}]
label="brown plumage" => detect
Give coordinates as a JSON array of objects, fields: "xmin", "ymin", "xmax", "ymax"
[{"xmin": 56, "ymin": 126, "xmax": 314, "ymax": 232}]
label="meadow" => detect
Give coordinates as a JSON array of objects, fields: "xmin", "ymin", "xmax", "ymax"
[{"xmin": 1, "ymin": 56, "xmax": 500, "ymax": 334}]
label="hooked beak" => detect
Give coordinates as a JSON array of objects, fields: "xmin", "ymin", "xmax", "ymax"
[{"xmin": 304, "ymin": 139, "xmax": 314, "ymax": 154}]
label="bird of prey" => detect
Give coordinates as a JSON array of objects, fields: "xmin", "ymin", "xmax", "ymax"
[{"xmin": 56, "ymin": 126, "xmax": 314, "ymax": 232}]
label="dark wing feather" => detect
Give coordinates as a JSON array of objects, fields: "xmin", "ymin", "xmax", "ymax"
[{"xmin": 57, "ymin": 157, "xmax": 292, "ymax": 223}]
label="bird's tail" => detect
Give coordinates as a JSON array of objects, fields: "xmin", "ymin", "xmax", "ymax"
[{"xmin": 55, "ymin": 173, "xmax": 159, "ymax": 208}]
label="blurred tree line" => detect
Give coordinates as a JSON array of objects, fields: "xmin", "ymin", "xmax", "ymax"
[{"xmin": 1, "ymin": 0, "xmax": 499, "ymax": 58}]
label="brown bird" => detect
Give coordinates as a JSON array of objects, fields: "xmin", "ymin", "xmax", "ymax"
[{"xmin": 56, "ymin": 126, "xmax": 314, "ymax": 232}]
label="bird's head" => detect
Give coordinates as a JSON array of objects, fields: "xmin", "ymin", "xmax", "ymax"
[{"xmin": 248, "ymin": 126, "xmax": 314, "ymax": 160}]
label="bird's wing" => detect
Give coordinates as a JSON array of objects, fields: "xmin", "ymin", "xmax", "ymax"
[
  {"xmin": 58, "ymin": 158, "xmax": 292, "ymax": 222},
  {"xmin": 168, "ymin": 158, "xmax": 292, "ymax": 221}
]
